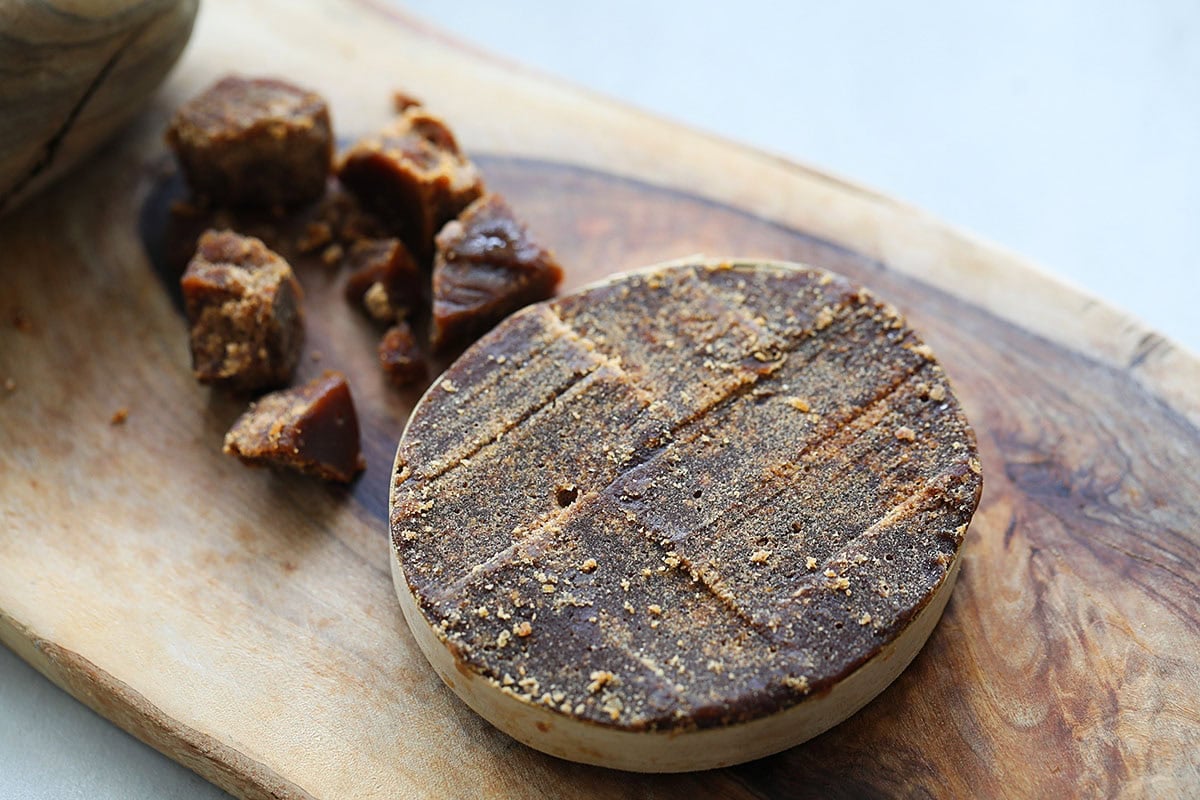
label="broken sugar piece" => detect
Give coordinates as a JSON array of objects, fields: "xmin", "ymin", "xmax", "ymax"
[
  {"xmin": 392, "ymin": 90, "xmax": 423, "ymax": 112},
  {"xmin": 223, "ymin": 371, "xmax": 365, "ymax": 483},
  {"xmin": 429, "ymin": 193, "xmax": 564, "ymax": 354},
  {"xmin": 336, "ymin": 106, "xmax": 483, "ymax": 262},
  {"xmin": 302, "ymin": 187, "xmax": 388, "ymax": 252},
  {"xmin": 343, "ymin": 238, "xmax": 421, "ymax": 323},
  {"xmin": 166, "ymin": 75, "xmax": 333, "ymax": 208},
  {"xmin": 295, "ymin": 220, "xmax": 333, "ymax": 254},
  {"xmin": 181, "ymin": 230, "xmax": 305, "ymax": 392},
  {"xmin": 378, "ymin": 322, "xmax": 428, "ymax": 387}
]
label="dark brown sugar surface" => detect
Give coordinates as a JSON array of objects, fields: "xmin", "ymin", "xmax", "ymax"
[
  {"xmin": 166, "ymin": 76, "xmax": 332, "ymax": 208},
  {"xmin": 224, "ymin": 371, "xmax": 365, "ymax": 483},
  {"xmin": 391, "ymin": 261, "xmax": 982, "ymax": 733},
  {"xmin": 181, "ymin": 229, "xmax": 305, "ymax": 391}
]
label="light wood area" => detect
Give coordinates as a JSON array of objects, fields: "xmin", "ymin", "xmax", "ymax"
[{"xmin": 1, "ymin": 0, "xmax": 1197, "ymax": 797}]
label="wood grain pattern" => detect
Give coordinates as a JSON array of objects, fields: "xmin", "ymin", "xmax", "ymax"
[
  {"xmin": 1, "ymin": 0, "xmax": 1198, "ymax": 797},
  {"xmin": 0, "ymin": 0, "xmax": 198, "ymax": 214}
]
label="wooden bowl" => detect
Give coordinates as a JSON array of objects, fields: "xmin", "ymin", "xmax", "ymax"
[{"xmin": 0, "ymin": 0, "xmax": 198, "ymax": 215}]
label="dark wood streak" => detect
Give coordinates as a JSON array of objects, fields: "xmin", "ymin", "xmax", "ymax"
[
  {"xmin": 1128, "ymin": 331, "xmax": 1168, "ymax": 369},
  {"xmin": 1002, "ymin": 512, "xmax": 1019, "ymax": 550}
]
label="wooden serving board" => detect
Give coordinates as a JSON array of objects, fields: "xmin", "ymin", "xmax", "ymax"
[{"xmin": 2, "ymin": 1, "xmax": 1198, "ymax": 797}]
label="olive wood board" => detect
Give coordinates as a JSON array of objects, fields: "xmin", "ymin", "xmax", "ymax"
[{"xmin": 1, "ymin": 0, "xmax": 1198, "ymax": 797}]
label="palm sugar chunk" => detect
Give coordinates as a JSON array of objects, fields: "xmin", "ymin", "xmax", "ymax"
[
  {"xmin": 224, "ymin": 371, "xmax": 364, "ymax": 483},
  {"xmin": 337, "ymin": 106, "xmax": 483, "ymax": 262},
  {"xmin": 343, "ymin": 238, "xmax": 421, "ymax": 324},
  {"xmin": 429, "ymin": 193, "xmax": 564, "ymax": 354},
  {"xmin": 378, "ymin": 322, "xmax": 427, "ymax": 387},
  {"xmin": 167, "ymin": 75, "xmax": 332, "ymax": 208},
  {"xmin": 181, "ymin": 230, "xmax": 304, "ymax": 392}
]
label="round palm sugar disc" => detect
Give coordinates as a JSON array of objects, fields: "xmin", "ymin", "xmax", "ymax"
[{"xmin": 389, "ymin": 259, "xmax": 982, "ymax": 772}]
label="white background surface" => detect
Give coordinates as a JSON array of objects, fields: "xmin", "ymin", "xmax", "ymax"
[{"xmin": 2, "ymin": 2, "xmax": 1197, "ymax": 798}]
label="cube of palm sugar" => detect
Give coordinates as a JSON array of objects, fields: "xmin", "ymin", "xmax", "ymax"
[
  {"xmin": 181, "ymin": 230, "xmax": 304, "ymax": 391},
  {"xmin": 337, "ymin": 107, "xmax": 483, "ymax": 262},
  {"xmin": 429, "ymin": 194, "xmax": 564, "ymax": 354},
  {"xmin": 343, "ymin": 238, "xmax": 421, "ymax": 323},
  {"xmin": 223, "ymin": 371, "xmax": 364, "ymax": 483},
  {"xmin": 378, "ymin": 322, "xmax": 427, "ymax": 387},
  {"xmin": 166, "ymin": 76, "xmax": 333, "ymax": 208}
]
